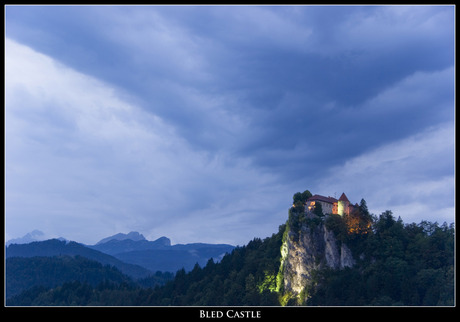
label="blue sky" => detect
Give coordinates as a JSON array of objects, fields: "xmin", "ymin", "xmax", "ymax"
[{"xmin": 5, "ymin": 5, "xmax": 455, "ymax": 245}]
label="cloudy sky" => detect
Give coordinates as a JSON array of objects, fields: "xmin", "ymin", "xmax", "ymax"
[{"xmin": 5, "ymin": 5, "xmax": 455, "ymax": 245}]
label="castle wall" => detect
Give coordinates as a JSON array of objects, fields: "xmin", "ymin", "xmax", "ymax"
[{"xmin": 307, "ymin": 200, "xmax": 333, "ymax": 215}]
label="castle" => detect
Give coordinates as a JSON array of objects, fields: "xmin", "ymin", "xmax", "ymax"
[{"xmin": 306, "ymin": 192, "xmax": 357, "ymax": 216}]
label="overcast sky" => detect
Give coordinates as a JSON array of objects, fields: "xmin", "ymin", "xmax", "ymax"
[{"xmin": 5, "ymin": 5, "xmax": 455, "ymax": 245}]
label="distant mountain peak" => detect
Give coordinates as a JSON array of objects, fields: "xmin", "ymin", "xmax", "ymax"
[
  {"xmin": 28, "ymin": 229, "xmax": 45, "ymax": 237},
  {"xmin": 6, "ymin": 230, "xmax": 46, "ymax": 246},
  {"xmin": 155, "ymin": 236, "xmax": 171, "ymax": 247},
  {"xmin": 125, "ymin": 231, "xmax": 146, "ymax": 241},
  {"xmin": 96, "ymin": 231, "xmax": 146, "ymax": 245}
]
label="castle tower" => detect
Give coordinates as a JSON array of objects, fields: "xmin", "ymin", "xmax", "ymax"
[{"xmin": 337, "ymin": 192, "xmax": 350, "ymax": 216}]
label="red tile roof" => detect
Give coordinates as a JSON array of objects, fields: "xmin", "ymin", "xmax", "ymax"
[
  {"xmin": 338, "ymin": 192, "xmax": 350, "ymax": 203},
  {"xmin": 307, "ymin": 194, "xmax": 337, "ymax": 204}
]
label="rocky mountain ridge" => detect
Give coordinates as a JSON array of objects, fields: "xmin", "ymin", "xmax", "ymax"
[
  {"xmin": 95, "ymin": 231, "xmax": 149, "ymax": 244},
  {"xmin": 89, "ymin": 236, "xmax": 172, "ymax": 255}
]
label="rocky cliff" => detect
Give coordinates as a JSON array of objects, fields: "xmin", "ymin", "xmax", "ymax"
[{"xmin": 279, "ymin": 220, "xmax": 355, "ymax": 304}]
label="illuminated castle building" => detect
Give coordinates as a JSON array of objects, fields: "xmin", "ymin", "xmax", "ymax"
[{"xmin": 306, "ymin": 192, "xmax": 356, "ymax": 216}]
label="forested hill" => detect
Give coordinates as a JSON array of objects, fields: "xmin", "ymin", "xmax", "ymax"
[
  {"xmin": 307, "ymin": 212, "xmax": 454, "ymax": 305},
  {"xmin": 6, "ymin": 255, "xmax": 133, "ymax": 298},
  {"xmin": 144, "ymin": 211, "xmax": 454, "ymax": 306},
  {"xmin": 6, "ymin": 239, "xmax": 152, "ymax": 278}
]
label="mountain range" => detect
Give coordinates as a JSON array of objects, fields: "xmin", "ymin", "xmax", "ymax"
[
  {"xmin": 6, "ymin": 231, "xmax": 235, "ymax": 276},
  {"xmin": 6, "ymin": 239, "xmax": 152, "ymax": 279}
]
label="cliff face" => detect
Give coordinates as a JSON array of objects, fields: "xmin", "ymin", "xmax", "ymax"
[{"xmin": 280, "ymin": 221, "xmax": 355, "ymax": 303}]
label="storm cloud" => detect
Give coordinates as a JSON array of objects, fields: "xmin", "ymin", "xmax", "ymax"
[{"xmin": 5, "ymin": 5, "xmax": 454, "ymax": 245}]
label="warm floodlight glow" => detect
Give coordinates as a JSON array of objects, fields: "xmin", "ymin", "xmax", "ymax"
[{"xmin": 337, "ymin": 201, "xmax": 345, "ymax": 216}]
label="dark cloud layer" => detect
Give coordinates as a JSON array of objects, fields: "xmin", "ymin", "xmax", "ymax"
[{"xmin": 5, "ymin": 5, "xmax": 454, "ymax": 244}]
